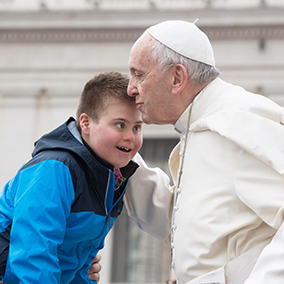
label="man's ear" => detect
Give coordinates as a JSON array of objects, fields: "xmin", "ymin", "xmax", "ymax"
[
  {"xmin": 80, "ymin": 113, "xmax": 90, "ymax": 135},
  {"xmin": 171, "ymin": 64, "xmax": 188, "ymax": 95}
]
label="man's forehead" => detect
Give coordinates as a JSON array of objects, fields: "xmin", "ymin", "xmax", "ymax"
[
  {"xmin": 131, "ymin": 33, "xmax": 154, "ymax": 54},
  {"xmin": 130, "ymin": 35, "xmax": 155, "ymax": 62}
]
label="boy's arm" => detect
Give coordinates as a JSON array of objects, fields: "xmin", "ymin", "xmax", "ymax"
[
  {"xmin": 3, "ymin": 160, "xmax": 74, "ymax": 284},
  {"xmin": 123, "ymin": 153, "xmax": 173, "ymax": 243}
]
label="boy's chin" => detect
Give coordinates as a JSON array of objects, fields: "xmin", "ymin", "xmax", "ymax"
[
  {"xmin": 115, "ymin": 161, "xmax": 131, "ymax": 169},
  {"xmin": 116, "ymin": 163, "xmax": 127, "ymax": 169}
]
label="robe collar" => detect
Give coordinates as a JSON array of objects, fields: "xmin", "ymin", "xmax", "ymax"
[{"xmin": 174, "ymin": 90, "xmax": 203, "ymax": 134}]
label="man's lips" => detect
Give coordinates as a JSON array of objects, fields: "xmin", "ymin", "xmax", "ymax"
[{"xmin": 136, "ymin": 102, "xmax": 143, "ymax": 109}]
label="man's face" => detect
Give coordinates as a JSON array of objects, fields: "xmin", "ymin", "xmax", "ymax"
[
  {"xmin": 128, "ymin": 33, "xmax": 175, "ymax": 125},
  {"xmin": 81, "ymin": 97, "xmax": 143, "ymax": 170}
]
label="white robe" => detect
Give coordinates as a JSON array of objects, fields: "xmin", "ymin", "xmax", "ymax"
[{"xmin": 124, "ymin": 77, "xmax": 284, "ymax": 283}]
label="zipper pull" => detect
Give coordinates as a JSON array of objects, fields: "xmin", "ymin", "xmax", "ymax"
[{"xmin": 107, "ymin": 214, "xmax": 110, "ymax": 226}]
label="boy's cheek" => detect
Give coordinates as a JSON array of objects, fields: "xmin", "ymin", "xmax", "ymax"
[{"xmin": 137, "ymin": 137, "xmax": 143, "ymax": 152}]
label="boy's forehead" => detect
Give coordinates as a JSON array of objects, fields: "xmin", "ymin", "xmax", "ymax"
[
  {"xmin": 102, "ymin": 96, "xmax": 135, "ymax": 110},
  {"xmin": 99, "ymin": 98, "xmax": 142, "ymax": 121}
]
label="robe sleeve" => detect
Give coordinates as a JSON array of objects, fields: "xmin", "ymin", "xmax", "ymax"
[
  {"xmin": 193, "ymin": 108, "xmax": 284, "ymax": 282},
  {"xmin": 243, "ymin": 220, "xmax": 284, "ymax": 284},
  {"xmin": 123, "ymin": 153, "xmax": 173, "ymax": 243},
  {"xmin": 193, "ymin": 109, "xmax": 284, "ymax": 228}
]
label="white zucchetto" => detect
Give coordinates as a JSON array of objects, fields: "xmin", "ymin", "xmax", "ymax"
[{"xmin": 147, "ymin": 20, "xmax": 215, "ymax": 67}]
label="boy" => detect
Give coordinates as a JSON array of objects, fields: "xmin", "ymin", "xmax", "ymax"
[{"xmin": 0, "ymin": 71, "xmax": 143, "ymax": 283}]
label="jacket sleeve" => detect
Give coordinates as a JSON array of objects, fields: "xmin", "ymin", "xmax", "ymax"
[
  {"xmin": 4, "ymin": 160, "xmax": 75, "ymax": 284},
  {"xmin": 123, "ymin": 153, "xmax": 173, "ymax": 243},
  {"xmin": 70, "ymin": 248, "xmax": 102, "ymax": 284}
]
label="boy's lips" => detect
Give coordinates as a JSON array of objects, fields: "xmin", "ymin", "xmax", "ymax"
[{"xmin": 116, "ymin": 146, "xmax": 131, "ymax": 153}]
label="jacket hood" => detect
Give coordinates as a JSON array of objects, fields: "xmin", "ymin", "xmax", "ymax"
[
  {"xmin": 33, "ymin": 117, "xmax": 89, "ymax": 162},
  {"xmin": 32, "ymin": 117, "xmax": 139, "ymax": 178}
]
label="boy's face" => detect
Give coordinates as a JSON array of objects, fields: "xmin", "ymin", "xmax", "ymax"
[{"xmin": 80, "ymin": 97, "xmax": 143, "ymax": 169}]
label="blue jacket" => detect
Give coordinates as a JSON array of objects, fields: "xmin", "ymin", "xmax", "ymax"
[{"xmin": 0, "ymin": 117, "xmax": 139, "ymax": 283}]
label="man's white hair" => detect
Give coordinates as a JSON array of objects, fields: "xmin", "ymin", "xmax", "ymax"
[{"xmin": 149, "ymin": 34, "xmax": 220, "ymax": 86}]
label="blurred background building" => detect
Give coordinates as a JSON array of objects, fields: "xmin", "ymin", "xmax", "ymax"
[{"xmin": 0, "ymin": 0, "xmax": 284, "ymax": 283}]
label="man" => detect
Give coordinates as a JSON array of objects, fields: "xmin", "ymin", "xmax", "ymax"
[{"xmin": 123, "ymin": 20, "xmax": 284, "ymax": 284}]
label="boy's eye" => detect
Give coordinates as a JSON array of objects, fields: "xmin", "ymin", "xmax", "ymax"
[
  {"xmin": 133, "ymin": 125, "xmax": 141, "ymax": 132},
  {"xmin": 116, "ymin": 123, "xmax": 125, "ymax": 129}
]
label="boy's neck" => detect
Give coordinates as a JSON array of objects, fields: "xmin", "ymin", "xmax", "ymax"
[{"xmin": 82, "ymin": 137, "xmax": 114, "ymax": 171}]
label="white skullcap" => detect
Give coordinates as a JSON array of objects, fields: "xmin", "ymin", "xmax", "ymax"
[{"xmin": 147, "ymin": 20, "xmax": 215, "ymax": 66}]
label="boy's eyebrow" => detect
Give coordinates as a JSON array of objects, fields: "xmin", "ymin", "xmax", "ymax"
[{"xmin": 114, "ymin": 118, "xmax": 143, "ymax": 124}]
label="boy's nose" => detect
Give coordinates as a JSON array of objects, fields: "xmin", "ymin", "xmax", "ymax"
[{"xmin": 123, "ymin": 130, "xmax": 135, "ymax": 141}]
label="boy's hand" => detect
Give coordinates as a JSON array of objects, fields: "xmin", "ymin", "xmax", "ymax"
[{"xmin": 88, "ymin": 253, "xmax": 102, "ymax": 282}]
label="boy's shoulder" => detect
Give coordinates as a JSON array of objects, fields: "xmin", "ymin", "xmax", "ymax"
[{"xmin": 20, "ymin": 148, "xmax": 79, "ymax": 173}]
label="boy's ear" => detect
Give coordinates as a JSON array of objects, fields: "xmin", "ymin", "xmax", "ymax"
[
  {"xmin": 79, "ymin": 113, "xmax": 91, "ymax": 135},
  {"xmin": 171, "ymin": 64, "xmax": 188, "ymax": 95}
]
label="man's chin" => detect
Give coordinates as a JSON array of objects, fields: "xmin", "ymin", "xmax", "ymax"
[{"xmin": 141, "ymin": 115, "xmax": 152, "ymax": 125}]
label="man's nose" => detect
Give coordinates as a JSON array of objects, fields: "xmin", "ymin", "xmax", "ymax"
[{"xmin": 127, "ymin": 81, "xmax": 138, "ymax": 97}]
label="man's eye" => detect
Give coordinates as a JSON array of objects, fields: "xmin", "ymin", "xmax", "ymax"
[{"xmin": 135, "ymin": 72, "xmax": 142, "ymax": 78}]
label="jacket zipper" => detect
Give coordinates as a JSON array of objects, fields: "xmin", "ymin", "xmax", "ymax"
[
  {"xmin": 105, "ymin": 172, "xmax": 111, "ymax": 225},
  {"xmin": 105, "ymin": 170, "xmax": 128, "ymax": 226}
]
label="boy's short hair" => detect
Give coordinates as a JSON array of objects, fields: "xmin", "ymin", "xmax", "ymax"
[{"xmin": 76, "ymin": 71, "xmax": 133, "ymax": 131}]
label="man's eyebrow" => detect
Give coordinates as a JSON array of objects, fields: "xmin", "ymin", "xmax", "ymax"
[{"xmin": 130, "ymin": 67, "xmax": 143, "ymax": 73}]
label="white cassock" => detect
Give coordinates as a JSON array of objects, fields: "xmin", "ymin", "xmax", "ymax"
[{"xmin": 124, "ymin": 77, "xmax": 284, "ymax": 284}]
